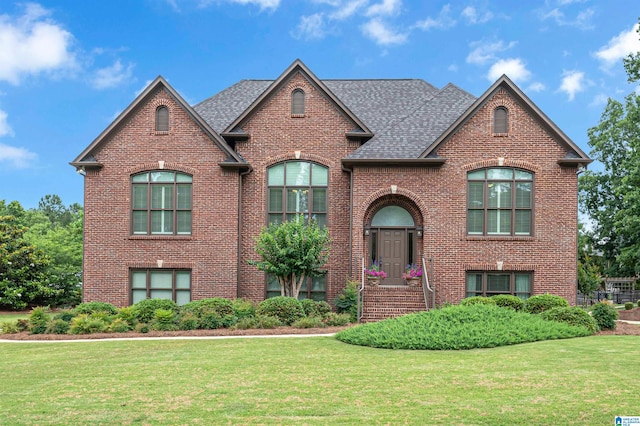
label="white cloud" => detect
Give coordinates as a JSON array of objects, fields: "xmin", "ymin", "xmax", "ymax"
[
  {"xmin": 0, "ymin": 3, "xmax": 76, "ymax": 85},
  {"xmin": 0, "ymin": 143, "xmax": 37, "ymax": 169},
  {"xmin": 227, "ymin": 0, "xmax": 280, "ymax": 10},
  {"xmin": 541, "ymin": 7, "xmax": 594, "ymax": 30},
  {"xmin": 91, "ymin": 60, "xmax": 134, "ymax": 90},
  {"xmin": 361, "ymin": 18, "xmax": 407, "ymax": 45},
  {"xmin": 366, "ymin": 0, "xmax": 402, "ymax": 17},
  {"xmin": 0, "ymin": 109, "xmax": 14, "ymax": 137},
  {"xmin": 415, "ymin": 4, "xmax": 456, "ymax": 31},
  {"xmin": 595, "ymin": 24, "xmax": 640, "ymax": 68},
  {"xmin": 589, "ymin": 93, "xmax": 609, "ymax": 107},
  {"xmin": 527, "ymin": 82, "xmax": 546, "ymax": 92},
  {"xmin": 466, "ymin": 39, "xmax": 517, "ymax": 65},
  {"xmin": 487, "ymin": 58, "xmax": 531, "ymax": 83},
  {"xmin": 461, "ymin": 6, "xmax": 493, "ymax": 24},
  {"xmin": 292, "ymin": 13, "xmax": 326, "ymax": 40},
  {"xmin": 329, "ymin": 0, "xmax": 367, "ymax": 20},
  {"xmin": 559, "ymin": 70, "xmax": 586, "ymax": 101}
]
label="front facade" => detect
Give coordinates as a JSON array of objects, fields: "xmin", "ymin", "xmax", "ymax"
[{"xmin": 72, "ymin": 60, "xmax": 591, "ymax": 320}]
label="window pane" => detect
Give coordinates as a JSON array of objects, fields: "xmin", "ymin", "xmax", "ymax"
[
  {"xmin": 312, "ymin": 276, "xmax": 326, "ymax": 291},
  {"xmin": 287, "ymin": 188, "xmax": 309, "ymax": 213},
  {"xmin": 268, "ymin": 214, "xmax": 283, "ymax": 225},
  {"xmin": 176, "ymin": 291, "xmax": 190, "ymax": 306},
  {"xmin": 132, "ymin": 271, "xmax": 147, "ymax": 289},
  {"xmin": 515, "ymin": 211, "xmax": 531, "ymax": 235},
  {"xmin": 150, "ymin": 171, "xmax": 175, "ymax": 182},
  {"xmin": 468, "ymin": 182, "xmax": 484, "ymax": 208},
  {"xmin": 467, "ymin": 170, "xmax": 485, "ymax": 180},
  {"xmin": 467, "ymin": 210, "xmax": 484, "ymax": 234},
  {"xmin": 466, "ymin": 273, "xmax": 482, "ymax": 292},
  {"xmin": 150, "ymin": 290, "xmax": 173, "ymax": 300},
  {"xmin": 267, "ymin": 274, "xmax": 280, "ymax": 291},
  {"xmin": 176, "ymin": 185, "xmax": 192, "ymax": 209},
  {"xmin": 313, "ymin": 213, "xmax": 326, "ymax": 228},
  {"xmin": 132, "ymin": 211, "xmax": 148, "ymax": 234},
  {"xmin": 488, "ymin": 182, "xmax": 511, "ymax": 208},
  {"xmin": 487, "ymin": 274, "xmax": 510, "ymax": 292},
  {"xmin": 150, "ymin": 271, "xmax": 173, "ymax": 289},
  {"xmin": 312, "ymin": 188, "xmax": 327, "ymax": 212},
  {"xmin": 132, "ymin": 289, "xmax": 147, "ymax": 304},
  {"xmin": 151, "ymin": 185, "xmax": 174, "ymax": 209},
  {"xmin": 516, "ymin": 183, "xmax": 531, "ymax": 208},
  {"xmin": 515, "ymin": 170, "xmax": 533, "ymax": 180},
  {"xmin": 175, "ymin": 271, "xmax": 191, "ymax": 289},
  {"xmin": 269, "ymin": 188, "xmax": 283, "ymax": 212},
  {"xmin": 151, "ymin": 211, "xmax": 173, "ymax": 234},
  {"xmin": 487, "ymin": 168, "xmax": 513, "ymax": 180},
  {"xmin": 176, "ymin": 173, "xmax": 192, "ymax": 183},
  {"xmin": 487, "ymin": 210, "xmax": 511, "ymax": 234},
  {"xmin": 132, "ymin": 185, "xmax": 148, "ymax": 209},
  {"xmin": 285, "ymin": 162, "xmax": 310, "ymax": 186},
  {"xmin": 371, "ymin": 206, "xmax": 414, "ymax": 226},
  {"xmin": 176, "ymin": 211, "xmax": 191, "ymax": 234},
  {"xmin": 268, "ymin": 164, "xmax": 285, "ymax": 186},
  {"xmin": 132, "ymin": 173, "xmax": 148, "ymax": 183},
  {"xmin": 311, "ymin": 164, "xmax": 328, "ymax": 186},
  {"xmin": 515, "ymin": 274, "xmax": 530, "ymax": 293}
]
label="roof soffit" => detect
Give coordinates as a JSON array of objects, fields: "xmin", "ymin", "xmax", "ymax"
[
  {"xmin": 70, "ymin": 76, "xmax": 244, "ymax": 168},
  {"xmin": 419, "ymin": 75, "xmax": 592, "ymax": 164},
  {"xmin": 222, "ymin": 59, "xmax": 372, "ymax": 136}
]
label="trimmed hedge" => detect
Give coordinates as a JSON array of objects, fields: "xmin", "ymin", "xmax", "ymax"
[
  {"xmin": 540, "ymin": 306, "xmax": 599, "ymax": 334},
  {"xmin": 591, "ymin": 302, "xmax": 618, "ymax": 330},
  {"xmin": 460, "ymin": 296, "xmax": 496, "ymax": 306},
  {"xmin": 523, "ymin": 294, "xmax": 569, "ymax": 314},
  {"xmin": 132, "ymin": 299, "xmax": 178, "ymax": 323},
  {"xmin": 256, "ymin": 296, "xmax": 304, "ymax": 325},
  {"xmin": 492, "ymin": 295, "xmax": 524, "ymax": 311}
]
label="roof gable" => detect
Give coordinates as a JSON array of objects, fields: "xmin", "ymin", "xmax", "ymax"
[
  {"xmin": 420, "ymin": 75, "xmax": 592, "ymax": 165},
  {"xmin": 70, "ymin": 76, "xmax": 243, "ymax": 170}
]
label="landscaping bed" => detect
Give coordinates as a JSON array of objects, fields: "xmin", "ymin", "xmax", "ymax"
[{"xmin": 618, "ymin": 307, "xmax": 640, "ymax": 321}]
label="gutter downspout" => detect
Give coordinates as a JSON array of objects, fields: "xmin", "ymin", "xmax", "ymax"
[
  {"xmin": 237, "ymin": 166, "xmax": 253, "ymax": 298},
  {"xmin": 341, "ymin": 163, "xmax": 354, "ymax": 276}
]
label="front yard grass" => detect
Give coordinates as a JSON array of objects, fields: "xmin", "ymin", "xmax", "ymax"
[{"xmin": 1, "ymin": 335, "xmax": 638, "ymax": 425}]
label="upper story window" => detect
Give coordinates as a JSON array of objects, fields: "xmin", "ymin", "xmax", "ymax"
[
  {"xmin": 131, "ymin": 171, "xmax": 192, "ymax": 235},
  {"xmin": 267, "ymin": 161, "xmax": 328, "ymax": 228},
  {"xmin": 493, "ymin": 106, "xmax": 508, "ymax": 134},
  {"xmin": 467, "ymin": 168, "xmax": 533, "ymax": 236},
  {"xmin": 155, "ymin": 106, "xmax": 169, "ymax": 132},
  {"xmin": 291, "ymin": 89, "xmax": 305, "ymax": 116}
]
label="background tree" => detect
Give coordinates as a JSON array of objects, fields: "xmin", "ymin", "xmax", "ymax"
[
  {"xmin": 249, "ymin": 216, "xmax": 330, "ymax": 299},
  {"xmin": 579, "ymin": 20, "xmax": 640, "ymax": 276}
]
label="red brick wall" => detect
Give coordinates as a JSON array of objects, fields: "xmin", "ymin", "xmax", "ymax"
[
  {"xmin": 83, "ymin": 87, "xmax": 239, "ymax": 307},
  {"xmin": 351, "ymin": 88, "xmax": 579, "ymax": 305}
]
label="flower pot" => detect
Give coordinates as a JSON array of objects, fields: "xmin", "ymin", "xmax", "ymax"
[
  {"xmin": 367, "ymin": 276, "xmax": 381, "ymax": 287},
  {"xmin": 406, "ymin": 277, "xmax": 421, "ymax": 287}
]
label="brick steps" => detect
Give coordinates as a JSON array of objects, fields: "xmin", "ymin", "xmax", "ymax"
[{"xmin": 361, "ymin": 285, "xmax": 427, "ymax": 322}]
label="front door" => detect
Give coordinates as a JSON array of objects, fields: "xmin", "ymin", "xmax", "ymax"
[{"xmin": 379, "ymin": 229, "xmax": 406, "ymax": 285}]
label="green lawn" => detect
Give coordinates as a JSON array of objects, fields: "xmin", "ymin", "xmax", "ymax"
[
  {"xmin": 1, "ymin": 335, "xmax": 638, "ymax": 425},
  {"xmin": 0, "ymin": 312, "xmax": 28, "ymax": 322}
]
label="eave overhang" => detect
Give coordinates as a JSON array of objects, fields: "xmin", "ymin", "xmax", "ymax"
[
  {"xmin": 218, "ymin": 161, "xmax": 252, "ymax": 173},
  {"xmin": 557, "ymin": 157, "xmax": 594, "ymax": 167},
  {"xmin": 341, "ymin": 158, "xmax": 446, "ymax": 169},
  {"xmin": 69, "ymin": 161, "xmax": 103, "ymax": 171}
]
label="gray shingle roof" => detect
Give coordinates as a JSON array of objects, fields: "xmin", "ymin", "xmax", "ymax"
[{"xmin": 193, "ymin": 78, "xmax": 477, "ymax": 159}]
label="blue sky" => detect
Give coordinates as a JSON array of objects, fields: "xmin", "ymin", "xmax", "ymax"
[{"xmin": 0, "ymin": 0, "xmax": 638, "ymax": 208}]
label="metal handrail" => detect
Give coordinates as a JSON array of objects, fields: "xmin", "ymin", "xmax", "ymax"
[
  {"xmin": 422, "ymin": 257, "xmax": 434, "ymax": 311},
  {"xmin": 357, "ymin": 257, "xmax": 365, "ymax": 322}
]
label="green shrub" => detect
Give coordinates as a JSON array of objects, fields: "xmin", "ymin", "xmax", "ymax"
[
  {"xmin": 316, "ymin": 301, "xmax": 332, "ymax": 316},
  {"xmin": 323, "ymin": 312, "xmax": 351, "ymax": 326},
  {"xmin": 335, "ymin": 304, "xmax": 592, "ymax": 350},
  {"xmin": 88, "ymin": 311, "xmax": 114, "ymax": 325},
  {"xmin": 252, "ymin": 314, "xmax": 282, "ymax": 329},
  {"xmin": 624, "ymin": 302, "xmax": 634, "ymax": 310},
  {"xmin": 335, "ymin": 280, "xmax": 359, "ymax": 323},
  {"xmin": 492, "ymin": 295, "xmax": 524, "ymax": 311},
  {"xmin": 0, "ymin": 321, "xmax": 19, "ymax": 334},
  {"xmin": 44, "ymin": 319, "xmax": 70, "ymax": 334},
  {"xmin": 540, "ymin": 307, "xmax": 599, "ymax": 334},
  {"xmin": 301, "ymin": 299, "xmax": 319, "ymax": 317},
  {"xmin": 15, "ymin": 319, "xmax": 29, "ymax": 332},
  {"xmin": 69, "ymin": 314, "xmax": 108, "ymax": 334},
  {"xmin": 523, "ymin": 294, "xmax": 569, "ymax": 314},
  {"xmin": 199, "ymin": 312, "xmax": 222, "ymax": 329},
  {"xmin": 637, "ymin": 300, "xmax": 640, "ymax": 308},
  {"xmin": 132, "ymin": 299, "xmax": 178, "ymax": 323},
  {"xmin": 108, "ymin": 318, "xmax": 132, "ymax": 333},
  {"xmin": 231, "ymin": 298, "xmax": 255, "ymax": 320},
  {"xmin": 28, "ymin": 307, "xmax": 50, "ymax": 334},
  {"xmin": 135, "ymin": 323, "xmax": 150, "ymax": 333},
  {"xmin": 116, "ymin": 306, "xmax": 137, "ymax": 327},
  {"xmin": 178, "ymin": 312, "xmax": 199, "ymax": 330},
  {"xmin": 256, "ymin": 296, "xmax": 304, "ymax": 325},
  {"xmin": 591, "ymin": 302, "xmax": 618, "ymax": 330},
  {"xmin": 460, "ymin": 296, "xmax": 496, "ymax": 306},
  {"xmin": 181, "ymin": 298, "xmax": 234, "ymax": 318},
  {"xmin": 74, "ymin": 302, "xmax": 118, "ymax": 315},
  {"xmin": 53, "ymin": 310, "xmax": 75, "ymax": 322},
  {"xmin": 292, "ymin": 316, "xmax": 326, "ymax": 328},
  {"xmin": 150, "ymin": 309, "xmax": 178, "ymax": 331},
  {"xmin": 233, "ymin": 317, "xmax": 257, "ymax": 330}
]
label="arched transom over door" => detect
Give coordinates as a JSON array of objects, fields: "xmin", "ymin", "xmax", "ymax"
[{"xmin": 369, "ymin": 206, "xmax": 417, "ymax": 285}]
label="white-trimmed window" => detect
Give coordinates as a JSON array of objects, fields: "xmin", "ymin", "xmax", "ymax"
[
  {"xmin": 131, "ymin": 269, "xmax": 191, "ymax": 305},
  {"xmin": 132, "ymin": 171, "xmax": 192, "ymax": 235},
  {"xmin": 467, "ymin": 168, "xmax": 533, "ymax": 236}
]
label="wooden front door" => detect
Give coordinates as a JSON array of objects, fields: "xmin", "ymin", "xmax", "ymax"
[{"xmin": 380, "ymin": 229, "xmax": 406, "ymax": 285}]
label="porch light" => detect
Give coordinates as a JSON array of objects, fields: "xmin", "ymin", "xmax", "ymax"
[
  {"xmin": 364, "ymin": 226, "xmax": 370, "ymax": 236},
  {"xmin": 416, "ymin": 227, "xmax": 423, "ymax": 237}
]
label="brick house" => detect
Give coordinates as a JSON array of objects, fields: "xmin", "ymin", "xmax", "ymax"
[{"xmin": 71, "ymin": 59, "xmax": 591, "ymax": 321}]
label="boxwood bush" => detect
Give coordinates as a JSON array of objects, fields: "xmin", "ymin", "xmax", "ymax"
[
  {"xmin": 256, "ymin": 296, "xmax": 304, "ymax": 325},
  {"xmin": 492, "ymin": 295, "xmax": 524, "ymax": 311},
  {"xmin": 459, "ymin": 296, "xmax": 496, "ymax": 306},
  {"xmin": 28, "ymin": 307, "xmax": 50, "ymax": 334},
  {"xmin": 523, "ymin": 294, "xmax": 569, "ymax": 314},
  {"xmin": 74, "ymin": 302, "xmax": 118, "ymax": 315},
  {"xmin": 624, "ymin": 302, "xmax": 634, "ymax": 310},
  {"xmin": 181, "ymin": 298, "xmax": 234, "ymax": 319},
  {"xmin": 231, "ymin": 298, "xmax": 255, "ymax": 320},
  {"xmin": 591, "ymin": 302, "xmax": 618, "ymax": 330},
  {"xmin": 132, "ymin": 299, "xmax": 178, "ymax": 323},
  {"xmin": 540, "ymin": 306, "xmax": 599, "ymax": 334}
]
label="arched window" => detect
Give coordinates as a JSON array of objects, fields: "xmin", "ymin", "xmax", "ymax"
[
  {"xmin": 291, "ymin": 89, "xmax": 305, "ymax": 116},
  {"xmin": 371, "ymin": 206, "xmax": 415, "ymax": 227},
  {"xmin": 493, "ymin": 106, "xmax": 508, "ymax": 134},
  {"xmin": 131, "ymin": 171, "xmax": 192, "ymax": 235},
  {"xmin": 467, "ymin": 168, "xmax": 533, "ymax": 236},
  {"xmin": 156, "ymin": 106, "xmax": 169, "ymax": 132}
]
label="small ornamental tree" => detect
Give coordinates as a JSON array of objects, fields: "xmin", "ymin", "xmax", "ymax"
[{"xmin": 249, "ymin": 216, "xmax": 330, "ymax": 299}]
